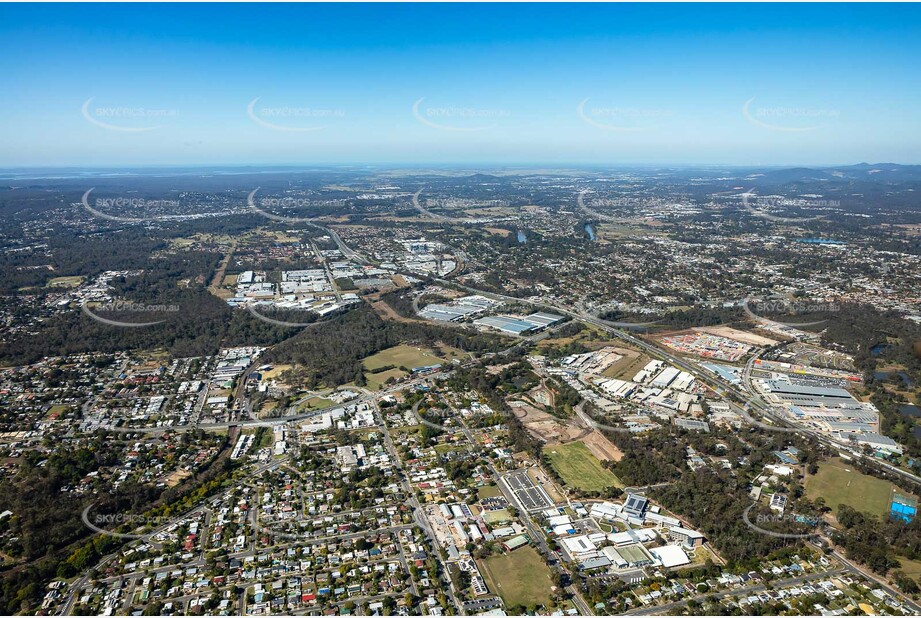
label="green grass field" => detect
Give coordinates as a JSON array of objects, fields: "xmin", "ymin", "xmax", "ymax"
[
  {"xmin": 46, "ymin": 275, "xmax": 84, "ymax": 288},
  {"xmin": 543, "ymin": 441, "xmax": 621, "ymax": 491},
  {"xmin": 46, "ymin": 404, "xmax": 70, "ymax": 417},
  {"xmin": 479, "ymin": 546, "xmax": 554, "ymax": 609},
  {"xmin": 259, "ymin": 364, "xmax": 293, "ymax": 380},
  {"xmin": 484, "ymin": 509, "xmax": 513, "ymax": 524},
  {"xmin": 362, "ymin": 344, "xmax": 443, "ymax": 371},
  {"xmin": 299, "ymin": 396, "xmax": 336, "ymax": 411},
  {"xmin": 254, "ymin": 429, "xmax": 275, "ymax": 449},
  {"xmin": 897, "ymin": 555, "xmax": 921, "ymax": 578},
  {"xmin": 434, "ymin": 443, "xmax": 464, "ymax": 455},
  {"xmin": 477, "ymin": 485, "xmax": 502, "ymax": 499},
  {"xmin": 364, "ymin": 367, "xmax": 406, "ymax": 390},
  {"xmin": 805, "ymin": 457, "xmax": 901, "ymax": 517}
]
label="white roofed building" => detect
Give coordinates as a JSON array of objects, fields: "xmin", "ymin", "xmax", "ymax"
[{"xmin": 651, "ymin": 544, "xmax": 691, "ymax": 568}]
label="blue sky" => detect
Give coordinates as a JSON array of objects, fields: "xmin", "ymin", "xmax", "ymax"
[{"xmin": 1, "ymin": 3, "xmax": 920, "ymax": 167}]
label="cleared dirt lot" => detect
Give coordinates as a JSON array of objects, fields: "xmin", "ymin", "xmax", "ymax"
[
  {"xmin": 510, "ymin": 399, "xmax": 622, "ymax": 466},
  {"xmin": 582, "ymin": 430, "xmax": 624, "ymax": 462},
  {"xmin": 510, "ymin": 400, "xmax": 589, "ymax": 443},
  {"xmin": 602, "ymin": 347, "xmax": 650, "ymax": 380},
  {"xmin": 370, "ymin": 299, "xmax": 419, "ymax": 323},
  {"xmin": 694, "ymin": 326, "xmax": 778, "ymax": 347}
]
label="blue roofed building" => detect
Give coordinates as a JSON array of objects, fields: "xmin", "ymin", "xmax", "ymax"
[
  {"xmin": 623, "ymin": 494, "xmax": 649, "ymax": 519},
  {"xmin": 773, "ymin": 450, "xmax": 798, "ymax": 465},
  {"xmin": 890, "ymin": 492, "xmax": 918, "ymax": 523}
]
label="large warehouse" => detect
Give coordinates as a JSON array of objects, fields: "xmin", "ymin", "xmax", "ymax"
[
  {"xmin": 418, "ymin": 295, "xmax": 496, "ymax": 322},
  {"xmin": 759, "ymin": 380, "xmax": 856, "ymax": 407},
  {"xmin": 756, "ymin": 378, "xmax": 899, "ymax": 455},
  {"xmin": 474, "ymin": 312, "xmax": 564, "ymax": 335}
]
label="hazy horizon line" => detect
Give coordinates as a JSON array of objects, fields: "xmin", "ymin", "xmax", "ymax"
[{"xmin": 1, "ymin": 161, "xmax": 916, "ymax": 173}]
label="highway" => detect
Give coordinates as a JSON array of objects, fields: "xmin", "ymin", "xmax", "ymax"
[
  {"xmin": 318, "ymin": 225, "xmax": 912, "ymax": 489},
  {"xmin": 60, "ymin": 227, "xmax": 921, "ymax": 616},
  {"xmin": 431, "ymin": 275, "xmax": 921, "ymax": 490},
  {"xmin": 308, "ymin": 227, "xmax": 921, "ymax": 612},
  {"xmin": 582, "ymin": 317, "xmax": 921, "ymax": 489}
]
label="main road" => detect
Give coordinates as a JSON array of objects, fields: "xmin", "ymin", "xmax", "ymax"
[
  {"xmin": 323, "ymin": 223, "xmax": 921, "ymax": 610},
  {"xmin": 431, "ymin": 277, "xmax": 921, "ymax": 491},
  {"xmin": 423, "ymin": 393, "xmax": 595, "ymax": 616},
  {"xmin": 377, "ymin": 399, "xmax": 466, "ymax": 614}
]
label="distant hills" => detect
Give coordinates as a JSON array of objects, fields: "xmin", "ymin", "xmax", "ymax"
[{"xmin": 751, "ymin": 163, "xmax": 921, "ymax": 184}]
